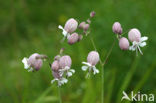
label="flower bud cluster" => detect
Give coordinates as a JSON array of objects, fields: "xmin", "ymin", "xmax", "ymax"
[{"xmin": 58, "ymin": 11, "xmax": 96, "ymax": 45}]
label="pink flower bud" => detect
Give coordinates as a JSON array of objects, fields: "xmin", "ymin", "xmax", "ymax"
[
  {"xmin": 51, "ymin": 60, "xmax": 60, "ymax": 71},
  {"xmin": 28, "ymin": 53, "xmax": 43, "ymax": 71},
  {"xmin": 90, "ymin": 11, "xmax": 96, "ymax": 18},
  {"xmin": 59, "ymin": 55, "xmax": 72, "ymax": 69},
  {"xmin": 79, "ymin": 22, "xmax": 86, "ymax": 29},
  {"xmin": 67, "ymin": 33, "xmax": 79, "ymax": 45},
  {"xmin": 128, "ymin": 28, "xmax": 141, "ymax": 42},
  {"xmin": 84, "ymin": 24, "xmax": 90, "ymax": 31},
  {"xmin": 119, "ymin": 37, "xmax": 129, "ymax": 50},
  {"xmin": 87, "ymin": 51, "xmax": 99, "ymax": 66},
  {"xmin": 112, "ymin": 22, "xmax": 123, "ymax": 34},
  {"xmin": 64, "ymin": 18, "xmax": 78, "ymax": 33}
]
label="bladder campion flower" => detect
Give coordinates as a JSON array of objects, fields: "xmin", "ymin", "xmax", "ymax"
[
  {"xmin": 119, "ymin": 37, "xmax": 129, "ymax": 50},
  {"xmin": 82, "ymin": 51, "xmax": 100, "ymax": 78},
  {"xmin": 51, "ymin": 60, "xmax": 68, "ymax": 86},
  {"xmin": 22, "ymin": 53, "xmax": 46, "ymax": 72},
  {"xmin": 58, "ymin": 18, "xmax": 78, "ymax": 39},
  {"xmin": 51, "ymin": 55, "xmax": 75, "ymax": 86},
  {"xmin": 59, "ymin": 55, "xmax": 75, "ymax": 77},
  {"xmin": 128, "ymin": 28, "xmax": 148, "ymax": 55}
]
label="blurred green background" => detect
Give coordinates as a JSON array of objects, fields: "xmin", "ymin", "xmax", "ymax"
[{"xmin": 0, "ymin": 0, "xmax": 156, "ymax": 103}]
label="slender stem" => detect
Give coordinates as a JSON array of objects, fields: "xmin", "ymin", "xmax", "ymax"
[
  {"xmin": 58, "ymin": 86, "xmax": 62, "ymax": 103},
  {"xmin": 90, "ymin": 37, "xmax": 115, "ymax": 103}
]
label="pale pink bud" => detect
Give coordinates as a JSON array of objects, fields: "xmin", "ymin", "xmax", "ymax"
[
  {"xmin": 87, "ymin": 51, "xmax": 99, "ymax": 66},
  {"xmin": 67, "ymin": 33, "xmax": 79, "ymax": 45},
  {"xmin": 84, "ymin": 24, "xmax": 90, "ymax": 31},
  {"xmin": 112, "ymin": 22, "xmax": 123, "ymax": 34},
  {"xmin": 28, "ymin": 53, "xmax": 43, "ymax": 71},
  {"xmin": 119, "ymin": 37, "xmax": 129, "ymax": 50},
  {"xmin": 90, "ymin": 11, "xmax": 96, "ymax": 18},
  {"xmin": 64, "ymin": 18, "xmax": 78, "ymax": 33},
  {"xmin": 59, "ymin": 55, "xmax": 72, "ymax": 69},
  {"xmin": 51, "ymin": 60, "xmax": 60, "ymax": 71},
  {"xmin": 79, "ymin": 22, "xmax": 86, "ymax": 29},
  {"xmin": 128, "ymin": 28, "xmax": 141, "ymax": 42}
]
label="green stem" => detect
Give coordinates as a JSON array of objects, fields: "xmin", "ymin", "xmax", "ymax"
[
  {"xmin": 90, "ymin": 37, "xmax": 115, "ymax": 103},
  {"xmin": 58, "ymin": 86, "xmax": 62, "ymax": 103}
]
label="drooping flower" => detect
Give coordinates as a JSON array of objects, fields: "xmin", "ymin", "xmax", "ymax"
[
  {"xmin": 128, "ymin": 28, "xmax": 148, "ymax": 55},
  {"xmin": 59, "ymin": 55, "xmax": 75, "ymax": 77},
  {"xmin": 82, "ymin": 51, "xmax": 100, "ymax": 78},
  {"xmin": 67, "ymin": 33, "xmax": 79, "ymax": 45},
  {"xmin": 51, "ymin": 55, "xmax": 75, "ymax": 86},
  {"xmin": 112, "ymin": 22, "xmax": 123, "ymax": 34},
  {"xmin": 51, "ymin": 60, "xmax": 68, "ymax": 86},
  {"xmin": 58, "ymin": 18, "xmax": 78, "ymax": 39},
  {"xmin": 22, "ymin": 53, "xmax": 44, "ymax": 72},
  {"xmin": 119, "ymin": 37, "xmax": 129, "ymax": 50}
]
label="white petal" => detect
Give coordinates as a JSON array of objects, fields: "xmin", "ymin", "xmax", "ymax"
[
  {"xmin": 129, "ymin": 46, "xmax": 136, "ymax": 51},
  {"xmin": 140, "ymin": 36, "xmax": 148, "ymax": 42},
  {"xmin": 70, "ymin": 69, "xmax": 75, "ymax": 73},
  {"xmin": 22, "ymin": 57, "xmax": 30, "ymax": 69},
  {"xmin": 59, "ymin": 78, "xmax": 68, "ymax": 85},
  {"xmin": 28, "ymin": 67, "xmax": 33, "ymax": 72},
  {"xmin": 58, "ymin": 25, "xmax": 63, "ymax": 30},
  {"xmin": 58, "ymin": 25, "xmax": 68, "ymax": 37},
  {"xmin": 139, "ymin": 42, "xmax": 146, "ymax": 47},
  {"xmin": 67, "ymin": 72, "xmax": 72, "ymax": 77},
  {"xmin": 82, "ymin": 66, "xmax": 88, "ymax": 71},
  {"xmin": 137, "ymin": 46, "xmax": 143, "ymax": 55},
  {"xmin": 93, "ymin": 66, "xmax": 99, "ymax": 75},
  {"xmin": 82, "ymin": 62, "xmax": 92, "ymax": 66},
  {"xmin": 51, "ymin": 79, "xmax": 57, "ymax": 84}
]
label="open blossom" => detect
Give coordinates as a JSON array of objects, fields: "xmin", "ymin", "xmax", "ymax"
[
  {"xmin": 112, "ymin": 22, "xmax": 123, "ymax": 34},
  {"xmin": 82, "ymin": 51, "xmax": 100, "ymax": 78},
  {"xmin": 119, "ymin": 37, "xmax": 129, "ymax": 50},
  {"xmin": 128, "ymin": 28, "xmax": 148, "ymax": 55},
  {"xmin": 58, "ymin": 18, "xmax": 78, "ymax": 39},
  {"xmin": 67, "ymin": 33, "xmax": 79, "ymax": 45},
  {"xmin": 22, "ymin": 53, "xmax": 43, "ymax": 72},
  {"xmin": 51, "ymin": 55, "xmax": 75, "ymax": 86}
]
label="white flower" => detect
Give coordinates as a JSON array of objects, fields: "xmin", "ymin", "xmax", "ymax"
[
  {"xmin": 129, "ymin": 36, "xmax": 148, "ymax": 55},
  {"xmin": 58, "ymin": 25, "xmax": 70, "ymax": 39},
  {"xmin": 82, "ymin": 61, "xmax": 99, "ymax": 78},
  {"xmin": 59, "ymin": 66, "xmax": 75, "ymax": 77},
  {"xmin": 51, "ymin": 77, "xmax": 68, "ymax": 86},
  {"xmin": 22, "ymin": 57, "xmax": 33, "ymax": 72}
]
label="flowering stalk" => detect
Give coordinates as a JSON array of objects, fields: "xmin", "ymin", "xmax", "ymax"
[{"xmin": 90, "ymin": 36, "xmax": 115, "ymax": 103}]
